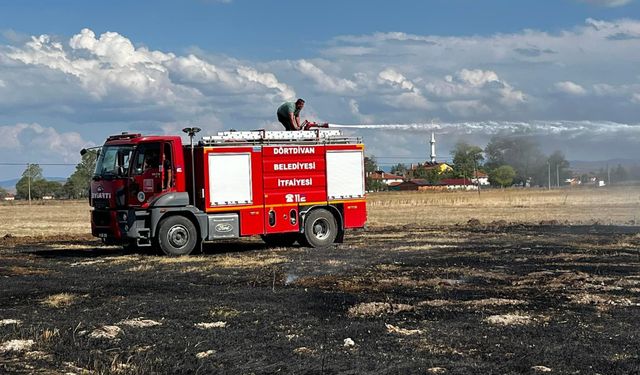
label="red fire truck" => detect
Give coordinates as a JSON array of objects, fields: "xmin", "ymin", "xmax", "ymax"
[{"xmin": 86, "ymin": 129, "xmax": 366, "ymax": 255}]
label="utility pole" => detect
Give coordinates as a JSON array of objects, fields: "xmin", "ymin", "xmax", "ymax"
[
  {"xmin": 556, "ymin": 164, "xmax": 560, "ymax": 188},
  {"xmin": 607, "ymin": 164, "xmax": 611, "ymax": 186},
  {"xmin": 27, "ymin": 163, "xmax": 32, "ymax": 206},
  {"xmin": 547, "ymin": 161, "xmax": 551, "ymax": 190},
  {"xmin": 474, "ymin": 161, "xmax": 480, "ymax": 197}
]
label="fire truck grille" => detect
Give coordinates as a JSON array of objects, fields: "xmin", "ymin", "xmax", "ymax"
[
  {"xmin": 93, "ymin": 199, "xmax": 110, "ymax": 209},
  {"xmin": 93, "ymin": 211, "xmax": 111, "ymax": 227}
]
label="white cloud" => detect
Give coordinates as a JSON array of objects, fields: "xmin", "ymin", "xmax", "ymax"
[
  {"xmin": 236, "ymin": 66, "xmax": 296, "ymax": 99},
  {"xmin": 555, "ymin": 81, "xmax": 587, "ymax": 95},
  {"xmin": 8, "ymin": 31, "xmax": 195, "ymax": 104},
  {"xmin": 378, "ymin": 68, "xmax": 416, "ymax": 91},
  {"xmin": 0, "ymin": 122, "xmax": 93, "ymax": 163},
  {"xmin": 5, "ymin": 28, "xmax": 293, "ymax": 114},
  {"xmin": 334, "ymin": 120, "xmax": 640, "ymax": 167},
  {"xmin": 69, "ymin": 28, "xmax": 172, "ymax": 67},
  {"xmin": 2, "ymin": 20, "xmax": 640, "ymax": 178},
  {"xmin": 376, "ymin": 68, "xmax": 432, "ymax": 110},
  {"xmin": 348, "ymin": 99, "xmax": 374, "ymax": 124},
  {"xmin": 445, "ymin": 100, "xmax": 492, "ymax": 117},
  {"xmin": 295, "ymin": 60, "xmax": 356, "ymax": 94},
  {"xmin": 424, "ymin": 69, "xmax": 525, "ymax": 115},
  {"xmin": 591, "ymin": 82, "xmax": 640, "ymax": 104},
  {"xmin": 457, "ymin": 69, "xmax": 499, "ymax": 87}
]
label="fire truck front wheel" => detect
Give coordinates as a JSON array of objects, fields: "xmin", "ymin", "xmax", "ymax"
[
  {"xmin": 157, "ymin": 215, "xmax": 197, "ymax": 256},
  {"xmin": 302, "ymin": 209, "xmax": 338, "ymax": 248}
]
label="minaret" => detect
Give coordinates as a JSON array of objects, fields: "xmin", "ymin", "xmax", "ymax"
[{"xmin": 429, "ymin": 132, "xmax": 436, "ymax": 163}]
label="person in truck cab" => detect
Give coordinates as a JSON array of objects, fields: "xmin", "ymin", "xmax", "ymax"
[
  {"xmin": 140, "ymin": 149, "xmax": 162, "ymax": 193},
  {"xmin": 162, "ymin": 143, "xmax": 173, "ymax": 189},
  {"xmin": 277, "ymin": 98, "xmax": 305, "ymax": 130},
  {"xmin": 143, "ymin": 150, "xmax": 159, "ymax": 172}
]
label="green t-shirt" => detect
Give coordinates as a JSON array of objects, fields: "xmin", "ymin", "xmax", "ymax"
[{"xmin": 277, "ymin": 102, "xmax": 300, "ymax": 118}]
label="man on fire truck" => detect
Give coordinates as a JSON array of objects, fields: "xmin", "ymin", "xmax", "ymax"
[{"xmin": 276, "ymin": 98, "xmax": 305, "ymax": 130}]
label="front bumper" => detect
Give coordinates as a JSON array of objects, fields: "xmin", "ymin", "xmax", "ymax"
[{"xmin": 91, "ymin": 209, "xmax": 151, "ymax": 246}]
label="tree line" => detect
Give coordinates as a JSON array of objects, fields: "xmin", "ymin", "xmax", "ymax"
[
  {"xmin": 366, "ymin": 134, "xmax": 640, "ymax": 191},
  {"xmin": 0, "ymin": 150, "xmax": 97, "ymax": 200},
  {"xmin": 1, "ymin": 138, "xmax": 637, "ymax": 199}
]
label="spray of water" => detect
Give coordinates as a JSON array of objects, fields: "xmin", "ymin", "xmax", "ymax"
[{"xmin": 328, "ymin": 121, "xmax": 640, "ymax": 136}]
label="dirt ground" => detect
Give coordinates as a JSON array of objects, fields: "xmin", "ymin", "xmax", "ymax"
[
  {"xmin": 1, "ymin": 219, "xmax": 640, "ymax": 374},
  {"xmin": 0, "ymin": 223, "xmax": 640, "ymax": 374}
]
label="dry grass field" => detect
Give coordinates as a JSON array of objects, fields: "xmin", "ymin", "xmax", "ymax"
[
  {"xmin": 0, "ymin": 200, "xmax": 90, "ymax": 237},
  {"xmin": 1, "ymin": 187, "xmax": 639, "ymax": 374},
  {"xmin": 1, "ymin": 186, "xmax": 638, "ymax": 237},
  {"xmin": 367, "ymin": 186, "xmax": 640, "ymax": 226}
]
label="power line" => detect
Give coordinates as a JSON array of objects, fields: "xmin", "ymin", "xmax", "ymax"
[
  {"xmin": 370, "ymin": 157, "xmax": 455, "ymax": 162},
  {"xmin": 0, "ymin": 162, "xmax": 76, "ymax": 166}
]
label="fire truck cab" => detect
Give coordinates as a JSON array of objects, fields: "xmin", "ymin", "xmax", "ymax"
[{"xmin": 88, "ymin": 129, "xmax": 366, "ymax": 256}]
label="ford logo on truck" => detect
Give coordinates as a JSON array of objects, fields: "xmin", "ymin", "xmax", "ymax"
[
  {"xmin": 215, "ymin": 223, "xmax": 233, "ymax": 233},
  {"xmin": 92, "ymin": 185, "xmax": 111, "ymax": 199}
]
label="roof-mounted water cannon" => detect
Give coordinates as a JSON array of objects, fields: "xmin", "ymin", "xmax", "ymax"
[{"xmin": 301, "ymin": 120, "xmax": 329, "ymax": 130}]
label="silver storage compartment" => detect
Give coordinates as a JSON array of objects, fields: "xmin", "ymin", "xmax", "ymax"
[{"xmin": 207, "ymin": 213, "xmax": 239, "ymax": 239}]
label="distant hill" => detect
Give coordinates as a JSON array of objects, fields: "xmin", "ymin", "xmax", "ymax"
[
  {"xmin": 0, "ymin": 178, "xmax": 19, "ymax": 191},
  {"xmin": 0, "ymin": 177, "xmax": 68, "ymax": 194}
]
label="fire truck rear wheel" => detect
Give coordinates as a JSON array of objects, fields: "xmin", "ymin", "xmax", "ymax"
[
  {"xmin": 302, "ymin": 209, "xmax": 338, "ymax": 248},
  {"xmin": 158, "ymin": 215, "xmax": 197, "ymax": 256}
]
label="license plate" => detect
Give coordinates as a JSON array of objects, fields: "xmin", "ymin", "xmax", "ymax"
[{"xmin": 98, "ymin": 233, "xmax": 108, "ymax": 238}]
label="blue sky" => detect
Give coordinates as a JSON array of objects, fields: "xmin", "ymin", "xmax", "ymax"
[
  {"xmin": 3, "ymin": 0, "xmax": 639, "ymax": 59},
  {"xmin": 1, "ymin": 0, "xmax": 640, "ymax": 180}
]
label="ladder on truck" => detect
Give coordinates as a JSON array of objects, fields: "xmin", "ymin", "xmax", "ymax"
[{"xmin": 200, "ymin": 129, "xmax": 361, "ymax": 146}]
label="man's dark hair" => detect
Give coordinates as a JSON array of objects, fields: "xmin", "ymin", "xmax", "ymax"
[{"xmin": 296, "ymin": 98, "xmax": 305, "ymax": 104}]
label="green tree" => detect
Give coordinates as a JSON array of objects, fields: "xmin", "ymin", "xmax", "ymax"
[
  {"xmin": 364, "ymin": 156, "xmax": 377, "ymax": 174},
  {"xmin": 485, "ymin": 135, "xmax": 547, "ymax": 186},
  {"xmin": 64, "ymin": 150, "xmax": 98, "ymax": 199},
  {"xmin": 611, "ymin": 164, "xmax": 629, "ymax": 183},
  {"xmin": 15, "ymin": 164, "xmax": 45, "ymax": 200},
  {"xmin": 364, "ymin": 156, "xmax": 385, "ymax": 192},
  {"xmin": 0, "ymin": 186, "xmax": 8, "ymax": 199},
  {"xmin": 489, "ymin": 165, "xmax": 516, "ymax": 188},
  {"xmin": 390, "ymin": 163, "xmax": 408, "ymax": 178},
  {"xmin": 451, "ymin": 142, "xmax": 484, "ymax": 179},
  {"xmin": 43, "ymin": 180, "xmax": 64, "ymax": 198},
  {"xmin": 411, "ymin": 163, "xmax": 449, "ymax": 184}
]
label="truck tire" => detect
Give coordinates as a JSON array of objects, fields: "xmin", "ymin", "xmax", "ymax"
[
  {"xmin": 301, "ymin": 209, "xmax": 338, "ymax": 248},
  {"xmin": 261, "ymin": 233, "xmax": 298, "ymax": 247},
  {"xmin": 157, "ymin": 215, "xmax": 197, "ymax": 256}
]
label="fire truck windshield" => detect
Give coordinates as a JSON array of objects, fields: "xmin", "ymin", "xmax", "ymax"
[{"xmin": 94, "ymin": 145, "xmax": 134, "ymax": 179}]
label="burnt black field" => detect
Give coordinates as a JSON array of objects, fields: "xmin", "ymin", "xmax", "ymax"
[{"xmin": 1, "ymin": 223, "xmax": 640, "ymax": 374}]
